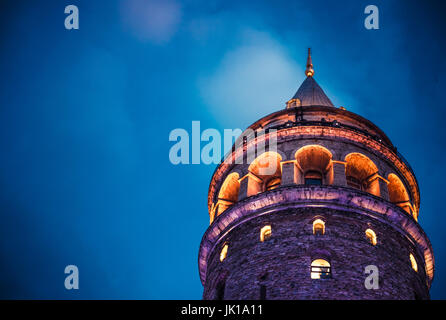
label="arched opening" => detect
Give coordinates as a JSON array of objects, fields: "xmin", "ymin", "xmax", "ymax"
[
  {"xmin": 365, "ymin": 229, "xmax": 377, "ymax": 246},
  {"xmin": 345, "ymin": 153, "xmax": 380, "ymax": 196},
  {"xmin": 311, "ymin": 259, "xmax": 331, "ymax": 279},
  {"xmin": 220, "ymin": 243, "xmax": 229, "ymax": 262},
  {"xmin": 247, "ymin": 152, "xmax": 282, "ymax": 196},
  {"xmin": 410, "ymin": 253, "xmax": 418, "ymax": 272},
  {"xmin": 388, "ymin": 173, "xmax": 413, "ymax": 216},
  {"xmin": 295, "ymin": 145, "xmax": 333, "ymax": 185},
  {"xmin": 260, "ymin": 225, "xmax": 272, "ymax": 242},
  {"xmin": 215, "ymin": 173, "xmax": 240, "ymax": 218},
  {"xmin": 313, "ymin": 219, "xmax": 325, "ymax": 235}
]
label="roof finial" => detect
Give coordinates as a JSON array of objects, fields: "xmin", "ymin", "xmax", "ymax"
[{"xmin": 305, "ymin": 48, "xmax": 314, "ymax": 77}]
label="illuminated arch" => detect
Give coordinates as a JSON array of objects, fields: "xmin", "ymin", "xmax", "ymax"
[
  {"xmin": 214, "ymin": 172, "xmax": 240, "ymax": 219},
  {"xmin": 313, "ymin": 219, "xmax": 325, "ymax": 235},
  {"xmin": 247, "ymin": 152, "xmax": 282, "ymax": 196},
  {"xmin": 260, "ymin": 225, "xmax": 272, "ymax": 242},
  {"xmin": 220, "ymin": 243, "xmax": 229, "ymax": 262},
  {"xmin": 345, "ymin": 153, "xmax": 380, "ymax": 196},
  {"xmin": 410, "ymin": 253, "xmax": 418, "ymax": 272},
  {"xmin": 295, "ymin": 145, "xmax": 333, "ymax": 185},
  {"xmin": 388, "ymin": 173, "xmax": 413, "ymax": 217},
  {"xmin": 311, "ymin": 259, "xmax": 331, "ymax": 279},
  {"xmin": 365, "ymin": 229, "xmax": 377, "ymax": 245}
]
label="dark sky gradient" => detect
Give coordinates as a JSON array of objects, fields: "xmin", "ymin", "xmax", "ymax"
[{"xmin": 0, "ymin": 0, "xmax": 445, "ymax": 299}]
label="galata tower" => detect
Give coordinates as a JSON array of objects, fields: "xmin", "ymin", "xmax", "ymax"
[{"xmin": 198, "ymin": 49, "xmax": 434, "ymax": 300}]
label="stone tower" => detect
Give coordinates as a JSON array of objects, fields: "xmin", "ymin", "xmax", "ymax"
[{"xmin": 198, "ymin": 49, "xmax": 434, "ymax": 300}]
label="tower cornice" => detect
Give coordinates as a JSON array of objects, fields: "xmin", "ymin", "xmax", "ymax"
[{"xmin": 243, "ymin": 106, "xmax": 393, "ymax": 147}]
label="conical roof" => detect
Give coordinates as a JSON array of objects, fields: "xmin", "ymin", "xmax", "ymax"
[
  {"xmin": 289, "ymin": 48, "xmax": 334, "ymax": 108},
  {"xmin": 291, "ymin": 76, "xmax": 334, "ymax": 107}
]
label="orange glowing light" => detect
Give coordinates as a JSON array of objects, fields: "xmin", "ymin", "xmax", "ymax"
[
  {"xmin": 313, "ymin": 219, "xmax": 325, "ymax": 235},
  {"xmin": 220, "ymin": 243, "xmax": 229, "ymax": 262},
  {"xmin": 410, "ymin": 253, "xmax": 418, "ymax": 272},
  {"xmin": 260, "ymin": 225, "xmax": 272, "ymax": 242},
  {"xmin": 365, "ymin": 229, "xmax": 377, "ymax": 245},
  {"xmin": 311, "ymin": 259, "xmax": 331, "ymax": 279}
]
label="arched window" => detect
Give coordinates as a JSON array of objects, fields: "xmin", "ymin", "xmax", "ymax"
[
  {"xmin": 345, "ymin": 153, "xmax": 380, "ymax": 196},
  {"xmin": 304, "ymin": 170, "xmax": 323, "ymax": 185},
  {"xmin": 215, "ymin": 173, "xmax": 240, "ymax": 220},
  {"xmin": 311, "ymin": 259, "xmax": 331, "ymax": 279},
  {"xmin": 295, "ymin": 145, "xmax": 333, "ymax": 185},
  {"xmin": 365, "ymin": 229, "xmax": 377, "ymax": 245},
  {"xmin": 248, "ymin": 152, "xmax": 282, "ymax": 196},
  {"xmin": 388, "ymin": 173, "xmax": 414, "ymax": 217},
  {"xmin": 313, "ymin": 219, "xmax": 325, "ymax": 235},
  {"xmin": 410, "ymin": 253, "xmax": 418, "ymax": 272},
  {"xmin": 220, "ymin": 243, "xmax": 229, "ymax": 262},
  {"xmin": 260, "ymin": 225, "xmax": 272, "ymax": 242}
]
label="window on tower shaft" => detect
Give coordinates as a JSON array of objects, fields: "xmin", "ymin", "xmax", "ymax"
[
  {"xmin": 365, "ymin": 229, "xmax": 377, "ymax": 245},
  {"xmin": 410, "ymin": 253, "xmax": 418, "ymax": 272},
  {"xmin": 260, "ymin": 225, "xmax": 272, "ymax": 242},
  {"xmin": 311, "ymin": 259, "xmax": 331, "ymax": 279},
  {"xmin": 313, "ymin": 219, "xmax": 325, "ymax": 235}
]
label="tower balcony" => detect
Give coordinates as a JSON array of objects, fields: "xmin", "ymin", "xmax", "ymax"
[{"xmin": 208, "ymin": 123, "xmax": 420, "ymax": 222}]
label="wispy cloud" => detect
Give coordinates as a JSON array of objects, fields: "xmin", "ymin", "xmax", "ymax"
[
  {"xmin": 120, "ymin": 0, "xmax": 182, "ymax": 44},
  {"xmin": 198, "ymin": 29, "xmax": 302, "ymax": 128}
]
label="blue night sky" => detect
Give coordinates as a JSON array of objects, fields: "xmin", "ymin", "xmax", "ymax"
[{"xmin": 0, "ymin": 0, "xmax": 445, "ymax": 299}]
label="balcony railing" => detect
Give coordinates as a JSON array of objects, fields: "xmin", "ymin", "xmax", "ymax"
[{"xmin": 214, "ymin": 119, "xmax": 418, "ymax": 195}]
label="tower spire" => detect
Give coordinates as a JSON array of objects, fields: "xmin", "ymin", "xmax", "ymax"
[
  {"xmin": 305, "ymin": 48, "xmax": 314, "ymax": 77},
  {"xmin": 287, "ymin": 47, "xmax": 334, "ymax": 108}
]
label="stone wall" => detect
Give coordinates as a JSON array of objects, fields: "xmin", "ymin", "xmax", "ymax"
[{"xmin": 203, "ymin": 206, "xmax": 429, "ymax": 300}]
